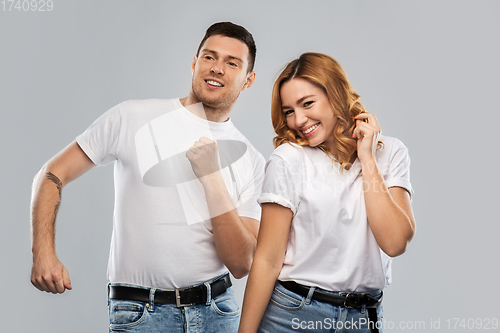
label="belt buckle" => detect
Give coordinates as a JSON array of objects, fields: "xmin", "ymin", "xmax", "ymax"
[
  {"xmin": 175, "ymin": 287, "xmax": 195, "ymax": 308},
  {"xmin": 344, "ymin": 292, "xmax": 359, "ymax": 308}
]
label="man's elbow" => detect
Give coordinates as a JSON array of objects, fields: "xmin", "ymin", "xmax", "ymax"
[
  {"xmin": 231, "ymin": 270, "xmax": 249, "ymax": 280},
  {"xmin": 33, "ymin": 165, "xmax": 48, "ymax": 182},
  {"xmin": 229, "ymin": 260, "xmax": 252, "ymax": 279}
]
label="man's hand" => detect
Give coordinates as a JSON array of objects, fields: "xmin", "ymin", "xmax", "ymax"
[
  {"xmin": 186, "ymin": 137, "xmax": 221, "ymax": 181},
  {"xmin": 31, "ymin": 254, "xmax": 72, "ymax": 294}
]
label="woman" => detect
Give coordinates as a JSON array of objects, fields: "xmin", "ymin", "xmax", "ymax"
[{"xmin": 238, "ymin": 53, "xmax": 415, "ymax": 333}]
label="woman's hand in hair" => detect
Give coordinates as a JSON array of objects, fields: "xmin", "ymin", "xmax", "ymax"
[{"xmin": 352, "ymin": 113, "xmax": 381, "ymax": 163}]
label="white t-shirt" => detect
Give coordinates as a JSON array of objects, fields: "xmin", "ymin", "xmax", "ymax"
[
  {"xmin": 258, "ymin": 136, "xmax": 413, "ymax": 292},
  {"xmin": 76, "ymin": 98, "xmax": 265, "ymax": 289}
]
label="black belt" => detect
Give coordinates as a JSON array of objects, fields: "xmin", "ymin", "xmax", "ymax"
[
  {"xmin": 279, "ymin": 281, "xmax": 382, "ymax": 333},
  {"xmin": 109, "ymin": 273, "xmax": 231, "ymax": 307},
  {"xmin": 279, "ymin": 280, "xmax": 382, "ymax": 308}
]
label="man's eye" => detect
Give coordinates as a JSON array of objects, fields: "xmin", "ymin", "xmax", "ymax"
[
  {"xmin": 229, "ymin": 62, "xmax": 238, "ymax": 67},
  {"xmin": 204, "ymin": 56, "xmax": 214, "ymax": 60}
]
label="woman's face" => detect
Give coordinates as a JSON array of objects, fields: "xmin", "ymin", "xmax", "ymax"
[{"xmin": 280, "ymin": 78, "xmax": 337, "ymax": 151}]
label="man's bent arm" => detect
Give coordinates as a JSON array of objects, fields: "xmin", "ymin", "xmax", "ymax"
[
  {"xmin": 202, "ymin": 174, "xmax": 258, "ymax": 279},
  {"xmin": 31, "ymin": 141, "xmax": 95, "ymax": 293},
  {"xmin": 186, "ymin": 138, "xmax": 259, "ymax": 278}
]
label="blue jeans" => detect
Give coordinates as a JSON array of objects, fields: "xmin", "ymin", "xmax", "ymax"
[
  {"xmin": 258, "ymin": 281, "xmax": 383, "ymax": 333},
  {"xmin": 108, "ymin": 278, "xmax": 240, "ymax": 332}
]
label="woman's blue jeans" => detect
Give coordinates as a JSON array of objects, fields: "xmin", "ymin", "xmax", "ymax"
[{"xmin": 258, "ymin": 281, "xmax": 383, "ymax": 333}]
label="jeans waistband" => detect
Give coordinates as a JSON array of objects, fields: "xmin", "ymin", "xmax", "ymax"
[{"xmin": 109, "ymin": 273, "xmax": 232, "ymax": 307}]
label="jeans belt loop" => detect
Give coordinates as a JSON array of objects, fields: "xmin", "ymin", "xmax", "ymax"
[
  {"xmin": 148, "ymin": 288, "xmax": 156, "ymax": 312},
  {"xmin": 204, "ymin": 281, "xmax": 212, "ymax": 306},
  {"xmin": 107, "ymin": 283, "xmax": 110, "ymax": 307},
  {"xmin": 305, "ymin": 286, "xmax": 316, "ymax": 305}
]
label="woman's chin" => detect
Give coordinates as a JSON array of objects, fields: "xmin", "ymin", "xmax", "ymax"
[{"xmin": 305, "ymin": 138, "xmax": 321, "ymax": 148}]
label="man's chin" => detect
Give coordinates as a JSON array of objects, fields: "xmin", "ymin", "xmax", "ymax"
[
  {"xmin": 191, "ymin": 88, "xmax": 237, "ymax": 111},
  {"xmin": 199, "ymin": 96, "xmax": 232, "ymax": 110}
]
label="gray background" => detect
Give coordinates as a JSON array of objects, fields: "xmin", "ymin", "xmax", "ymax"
[{"xmin": 1, "ymin": 0, "xmax": 499, "ymax": 332}]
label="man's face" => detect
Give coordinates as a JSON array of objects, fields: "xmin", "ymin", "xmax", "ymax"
[{"xmin": 190, "ymin": 35, "xmax": 255, "ymax": 111}]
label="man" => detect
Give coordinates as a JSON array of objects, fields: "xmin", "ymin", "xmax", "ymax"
[{"xmin": 30, "ymin": 22, "xmax": 265, "ymax": 332}]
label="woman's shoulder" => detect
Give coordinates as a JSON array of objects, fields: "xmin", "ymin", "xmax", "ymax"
[
  {"xmin": 377, "ymin": 135, "xmax": 410, "ymax": 160},
  {"xmin": 380, "ymin": 135, "xmax": 407, "ymax": 148},
  {"xmin": 270, "ymin": 142, "xmax": 309, "ymax": 165}
]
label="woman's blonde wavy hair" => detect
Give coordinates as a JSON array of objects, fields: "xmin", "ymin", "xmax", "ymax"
[{"xmin": 272, "ymin": 52, "xmax": 382, "ymax": 172}]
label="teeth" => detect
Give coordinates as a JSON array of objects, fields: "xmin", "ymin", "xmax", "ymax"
[
  {"xmin": 206, "ymin": 80, "xmax": 223, "ymax": 87},
  {"xmin": 303, "ymin": 123, "xmax": 319, "ymax": 134}
]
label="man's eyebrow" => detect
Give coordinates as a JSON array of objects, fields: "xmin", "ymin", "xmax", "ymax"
[
  {"xmin": 200, "ymin": 48, "xmax": 216, "ymax": 55},
  {"xmin": 200, "ymin": 49, "xmax": 243, "ymax": 63}
]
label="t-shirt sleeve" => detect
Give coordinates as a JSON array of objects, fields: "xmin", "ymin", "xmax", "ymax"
[
  {"xmin": 235, "ymin": 152, "xmax": 266, "ymax": 221},
  {"xmin": 258, "ymin": 153, "xmax": 301, "ymax": 215},
  {"xmin": 75, "ymin": 103, "xmax": 122, "ymax": 166},
  {"xmin": 385, "ymin": 140, "xmax": 414, "ymax": 199}
]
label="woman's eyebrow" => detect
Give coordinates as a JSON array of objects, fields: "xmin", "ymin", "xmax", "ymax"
[{"xmin": 296, "ymin": 95, "xmax": 315, "ymax": 104}]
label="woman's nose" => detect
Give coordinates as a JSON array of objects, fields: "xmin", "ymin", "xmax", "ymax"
[{"xmin": 295, "ymin": 110, "xmax": 308, "ymax": 128}]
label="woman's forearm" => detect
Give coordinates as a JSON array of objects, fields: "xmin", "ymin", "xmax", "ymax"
[
  {"xmin": 361, "ymin": 158, "xmax": 415, "ymax": 257},
  {"xmin": 238, "ymin": 258, "xmax": 281, "ymax": 333}
]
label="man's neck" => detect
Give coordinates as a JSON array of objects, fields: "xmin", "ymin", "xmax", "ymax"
[{"xmin": 180, "ymin": 94, "xmax": 232, "ymax": 123}]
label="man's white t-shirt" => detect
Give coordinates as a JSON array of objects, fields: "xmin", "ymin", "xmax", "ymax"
[
  {"xmin": 258, "ymin": 136, "xmax": 413, "ymax": 292},
  {"xmin": 76, "ymin": 98, "xmax": 265, "ymax": 289}
]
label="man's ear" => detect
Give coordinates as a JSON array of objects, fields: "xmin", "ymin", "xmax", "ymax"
[
  {"xmin": 242, "ymin": 71, "xmax": 256, "ymax": 91},
  {"xmin": 191, "ymin": 55, "xmax": 197, "ymax": 75}
]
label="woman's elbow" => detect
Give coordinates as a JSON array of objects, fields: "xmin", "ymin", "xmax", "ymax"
[
  {"xmin": 383, "ymin": 241, "xmax": 410, "ymax": 258},
  {"xmin": 382, "ymin": 229, "xmax": 415, "ymax": 257}
]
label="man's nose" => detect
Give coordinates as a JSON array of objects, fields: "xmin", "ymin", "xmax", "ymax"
[{"xmin": 211, "ymin": 60, "xmax": 224, "ymax": 75}]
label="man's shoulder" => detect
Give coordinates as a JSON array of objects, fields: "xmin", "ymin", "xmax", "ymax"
[{"xmin": 119, "ymin": 98, "xmax": 180, "ymax": 113}]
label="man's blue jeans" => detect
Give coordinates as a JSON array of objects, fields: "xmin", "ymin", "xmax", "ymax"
[
  {"xmin": 258, "ymin": 281, "xmax": 383, "ymax": 333},
  {"xmin": 108, "ymin": 276, "xmax": 240, "ymax": 332}
]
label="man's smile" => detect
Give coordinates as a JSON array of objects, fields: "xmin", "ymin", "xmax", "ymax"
[{"xmin": 205, "ymin": 79, "xmax": 224, "ymax": 88}]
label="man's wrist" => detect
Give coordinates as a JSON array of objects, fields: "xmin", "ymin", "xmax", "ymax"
[
  {"xmin": 32, "ymin": 244, "xmax": 56, "ymax": 259},
  {"xmin": 199, "ymin": 171, "xmax": 224, "ymax": 188}
]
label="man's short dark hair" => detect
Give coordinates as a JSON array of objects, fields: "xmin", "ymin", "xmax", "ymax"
[{"xmin": 197, "ymin": 22, "xmax": 256, "ymax": 73}]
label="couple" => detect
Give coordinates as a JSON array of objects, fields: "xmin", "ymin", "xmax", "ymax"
[{"xmin": 30, "ymin": 22, "xmax": 415, "ymax": 332}]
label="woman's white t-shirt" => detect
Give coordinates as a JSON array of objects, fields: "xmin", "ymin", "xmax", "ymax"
[{"xmin": 258, "ymin": 135, "xmax": 413, "ymax": 292}]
